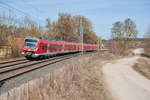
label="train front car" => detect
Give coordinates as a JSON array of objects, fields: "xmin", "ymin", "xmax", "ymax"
[{"xmin": 22, "ymin": 36, "xmax": 40, "ymax": 59}]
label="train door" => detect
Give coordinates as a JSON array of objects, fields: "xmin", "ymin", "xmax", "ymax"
[
  {"xmin": 62, "ymin": 43, "xmax": 64, "ymax": 52},
  {"xmin": 47, "ymin": 43, "xmax": 50, "ymax": 54}
]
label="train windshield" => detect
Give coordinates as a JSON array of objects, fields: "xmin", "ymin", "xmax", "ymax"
[{"xmin": 24, "ymin": 39, "xmax": 37, "ymax": 49}]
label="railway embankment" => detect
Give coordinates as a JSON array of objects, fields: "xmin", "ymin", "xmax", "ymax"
[{"xmin": 0, "ymin": 52, "xmax": 116, "ymax": 100}]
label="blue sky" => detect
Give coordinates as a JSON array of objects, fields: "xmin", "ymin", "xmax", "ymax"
[{"xmin": 0, "ymin": 0, "xmax": 150, "ymax": 39}]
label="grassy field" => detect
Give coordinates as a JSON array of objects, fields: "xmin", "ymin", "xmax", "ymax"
[
  {"xmin": 20, "ymin": 53, "xmax": 115, "ymax": 100},
  {"xmin": 133, "ymin": 57, "xmax": 150, "ymax": 79}
]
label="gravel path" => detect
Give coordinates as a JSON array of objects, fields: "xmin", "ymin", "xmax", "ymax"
[{"xmin": 103, "ymin": 50, "xmax": 150, "ymax": 100}]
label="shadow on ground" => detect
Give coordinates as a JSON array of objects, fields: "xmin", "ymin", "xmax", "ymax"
[{"xmin": 140, "ymin": 53, "xmax": 150, "ymax": 59}]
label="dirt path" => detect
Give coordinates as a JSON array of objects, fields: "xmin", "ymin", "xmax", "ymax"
[{"xmin": 103, "ymin": 56, "xmax": 150, "ymax": 100}]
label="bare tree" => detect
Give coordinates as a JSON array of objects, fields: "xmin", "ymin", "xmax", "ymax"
[
  {"xmin": 111, "ymin": 18, "xmax": 138, "ymax": 40},
  {"xmin": 45, "ymin": 18, "xmax": 53, "ymax": 38},
  {"xmin": 124, "ymin": 18, "xmax": 138, "ymax": 39},
  {"xmin": 123, "ymin": 18, "xmax": 138, "ymax": 48},
  {"xmin": 111, "ymin": 21, "xmax": 124, "ymax": 40},
  {"xmin": 111, "ymin": 18, "xmax": 138, "ymax": 55},
  {"xmin": 73, "ymin": 16, "xmax": 98, "ymax": 43},
  {"xmin": 51, "ymin": 13, "xmax": 76, "ymax": 41},
  {"xmin": 144, "ymin": 27, "xmax": 150, "ymax": 54}
]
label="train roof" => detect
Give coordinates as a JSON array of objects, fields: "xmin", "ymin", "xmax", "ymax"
[
  {"xmin": 25, "ymin": 36, "xmax": 40, "ymax": 41},
  {"xmin": 25, "ymin": 36, "xmax": 97, "ymax": 45}
]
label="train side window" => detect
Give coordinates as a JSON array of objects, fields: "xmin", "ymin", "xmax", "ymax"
[
  {"xmin": 41, "ymin": 45, "xmax": 47, "ymax": 51},
  {"xmin": 44, "ymin": 46, "xmax": 46, "ymax": 50},
  {"xmin": 45, "ymin": 46, "xmax": 47, "ymax": 50}
]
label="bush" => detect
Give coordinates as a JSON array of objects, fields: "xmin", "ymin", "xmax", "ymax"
[{"xmin": 7, "ymin": 36, "xmax": 24, "ymax": 58}]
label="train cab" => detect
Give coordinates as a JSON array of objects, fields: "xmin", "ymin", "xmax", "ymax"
[{"xmin": 22, "ymin": 36, "xmax": 40, "ymax": 59}]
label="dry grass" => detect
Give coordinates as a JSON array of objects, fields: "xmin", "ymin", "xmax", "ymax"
[
  {"xmin": 133, "ymin": 57, "xmax": 150, "ymax": 79},
  {"xmin": 0, "ymin": 37, "xmax": 23, "ymax": 59},
  {"xmin": 0, "ymin": 47, "xmax": 11, "ymax": 58},
  {"xmin": 20, "ymin": 53, "xmax": 114, "ymax": 100}
]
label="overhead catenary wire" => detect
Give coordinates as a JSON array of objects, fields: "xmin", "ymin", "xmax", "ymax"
[
  {"xmin": 0, "ymin": 1, "xmax": 42, "ymax": 25},
  {"xmin": 0, "ymin": 7, "xmax": 25, "ymax": 26},
  {"xmin": 0, "ymin": 1, "xmax": 31, "ymax": 17},
  {"xmin": 21, "ymin": 1, "xmax": 44, "ymax": 23}
]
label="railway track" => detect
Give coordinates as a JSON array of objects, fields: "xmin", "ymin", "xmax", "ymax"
[
  {"xmin": 0, "ymin": 59, "xmax": 31, "ymax": 69},
  {"xmin": 0, "ymin": 58, "xmax": 26, "ymax": 65},
  {"xmin": 0, "ymin": 52, "xmax": 94, "ymax": 87}
]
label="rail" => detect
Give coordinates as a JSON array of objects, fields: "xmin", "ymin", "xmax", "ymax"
[{"xmin": 0, "ymin": 53, "xmax": 81, "ymax": 87}]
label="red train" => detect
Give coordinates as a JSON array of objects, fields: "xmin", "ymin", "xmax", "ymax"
[{"xmin": 22, "ymin": 36, "xmax": 98, "ymax": 59}]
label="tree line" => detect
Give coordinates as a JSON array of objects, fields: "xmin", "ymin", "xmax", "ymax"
[
  {"xmin": 45, "ymin": 13, "xmax": 100, "ymax": 44},
  {"xmin": 0, "ymin": 13, "xmax": 100, "ymax": 57},
  {"xmin": 0, "ymin": 13, "xmax": 100, "ymax": 45}
]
